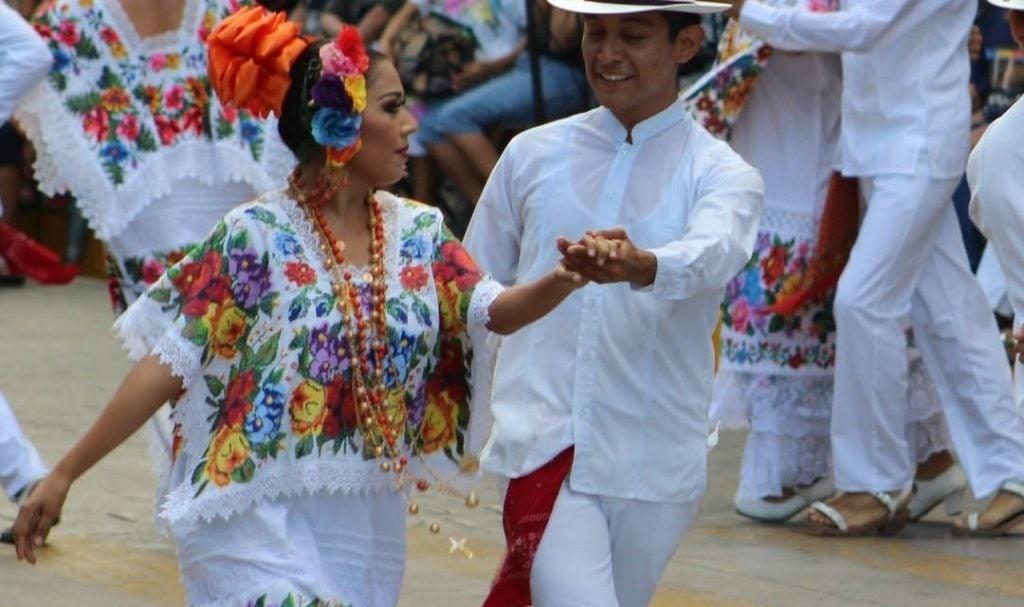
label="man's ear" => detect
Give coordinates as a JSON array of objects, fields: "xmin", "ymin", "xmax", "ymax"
[{"xmin": 674, "ymin": 24, "xmax": 704, "ymax": 65}]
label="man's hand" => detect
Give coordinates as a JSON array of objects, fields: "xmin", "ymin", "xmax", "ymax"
[
  {"xmin": 556, "ymin": 229, "xmax": 658, "ymax": 287},
  {"xmin": 724, "ymin": 0, "xmax": 746, "ymax": 20}
]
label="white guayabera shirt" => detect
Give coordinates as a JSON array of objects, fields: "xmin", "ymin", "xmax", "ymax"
[{"xmin": 465, "ymin": 102, "xmax": 764, "ymax": 502}]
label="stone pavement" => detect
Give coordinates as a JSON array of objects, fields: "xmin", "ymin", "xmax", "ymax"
[{"xmin": 1, "ymin": 279, "xmax": 1022, "ymax": 606}]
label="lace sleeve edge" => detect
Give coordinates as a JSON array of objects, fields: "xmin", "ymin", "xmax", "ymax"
[{"xmin": 112, "ymin": 297, "xmax": 201, "ymax": 389}]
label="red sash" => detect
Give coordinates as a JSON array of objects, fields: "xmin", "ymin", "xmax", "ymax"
[{"xmin": 482, "ymin": 447, "xmax": 574, "ymax": 607}]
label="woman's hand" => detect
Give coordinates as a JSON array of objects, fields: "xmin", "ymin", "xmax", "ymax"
[{"xmin": 12, "ymin": 472, "xmax": 71, "ymax": 564}]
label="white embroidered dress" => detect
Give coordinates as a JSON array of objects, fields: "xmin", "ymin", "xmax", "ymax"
[
  {"xmin": 114, "ymin": 189, "xmax": 502, "ymax": 606},
  {"xmin": 16, "ymin": 0, "xmax": 294, "ymax": 310}
]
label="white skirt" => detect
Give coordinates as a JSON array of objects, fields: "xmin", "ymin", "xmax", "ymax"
[{"xmin": 170, "ymin": 489, "xmax": 406, "ymax": 607}]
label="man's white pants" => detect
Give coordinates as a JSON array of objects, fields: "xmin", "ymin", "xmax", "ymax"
[
  {"xmin": 832, "ymin": 174, "xmax": 1024, "ymax": 497},
  {"xmin": 0, "ymin": 390, "xmax": 48, "ymax": 501},
  {"xmin": 530, "ymin": 483, "xmax": 700, "ymax": 607}
]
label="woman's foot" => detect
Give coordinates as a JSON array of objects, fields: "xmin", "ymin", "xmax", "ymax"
[
  {"xmin": 806, "ymin": 489, "xmax": 912, "ymax": 536},
  {"xmin": 953, "ymin": 482, "xmax": 1024, "ymax": 537},
  {"xmin": 735, "ymin": 478, "xmax": 834, "ymax": 523},
  {"xmin": 909, "ymin": 452, "xmax": 966, "ymax": 521}
]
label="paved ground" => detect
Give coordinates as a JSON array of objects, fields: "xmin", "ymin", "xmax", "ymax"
[{"xmin": 1, "ymin": 279, "xmax": 1023, "ymax": 606}]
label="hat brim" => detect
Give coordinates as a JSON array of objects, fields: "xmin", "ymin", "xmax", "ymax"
[
  {"xmin": 547, "ymin": 0, "xmax": 731, "ymax": 15},
  {"xmin": 987, "ymin": 0, "xmax": 1024, "ymax": 11}
]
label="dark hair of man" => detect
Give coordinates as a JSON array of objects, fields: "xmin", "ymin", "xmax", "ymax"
[
  {"xmin": 277, "ymin": 41, "xmax": 388, "ymax": 161},
  {"xmin": 661, "ymin": 11, "xmax": 701, "ymax": 41}
]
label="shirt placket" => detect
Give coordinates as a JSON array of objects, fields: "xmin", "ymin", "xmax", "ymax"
[{"xmin": 570, "ymin": 142, "xmax": 637, "ymax": 487}]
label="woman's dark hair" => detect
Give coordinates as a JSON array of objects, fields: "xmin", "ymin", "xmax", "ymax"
[
  {"xmin": 255, "ymin": 0, "xmax": 301, "ymax": 13},
  {"xmin": 277, "ymin": 42, "xmax": 389, "ymax": 161},
  {"xmin": 662, "ymin": 12, "xmax": 702, "ymax": 41}
]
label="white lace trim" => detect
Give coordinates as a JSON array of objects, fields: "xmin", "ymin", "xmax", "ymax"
[
  {"xmin": 710, "ymin": 371, "xmax": 832, "ymax": 437},
  {"xmin": 101, "ymin": 0, "xmax": 203, "ymax": 53},
  {"xmin": 720, "ymin": 361, "xmax": 954, "ymax": 499},
  {"xmin": 760, "ymin": 206, "xmax": 820, "ymax": 238},
  {"xmin": 160, "ymin": 459, "xmax": 397, "ymax": 526},
  {"xmin": 112, "ymin": 295, "xmax": 202, "ymax": 390},
  {"xmin": 15, "ymin": 85, "xmax": 294, "ymax": 242},
  {"xmin": 276, "ymin": 189, "xmax": 401, "ymax": 281},
  {"xmin": 468, "ymin": 278, "xmax": 504, "ymax": 335}
]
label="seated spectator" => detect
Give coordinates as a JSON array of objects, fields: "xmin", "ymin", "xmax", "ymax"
[
  {"xmin": 321, "ymin": 0, "xmax": 406, "ymax": 42},
  {"xmin": 381, "ymin": 0, "xmax": 588, "ymax": 207}
]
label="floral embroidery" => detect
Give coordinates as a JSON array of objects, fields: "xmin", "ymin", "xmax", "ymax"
[
  {"xmin": 123, "ymin": 192, "xmax": 490, "ymax": 504},
  {"xmin": 33, "ymin": 0, "xmax": 265, "ymax": 185},
  {"xmin": 720, "ymin": 229, "xmax": 835, "ymax": 373},
  {"xmin": 682, "ymin": 20, "xmax": 772, "ymax": 140},
  {"xmin": 248, "ymin": 592, "xmax": 349, "ymax": 607}
]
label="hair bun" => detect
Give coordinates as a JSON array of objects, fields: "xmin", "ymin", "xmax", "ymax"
[{"xmin": 207, "ymin": 5, "xmax": 310, "ymax": 118}]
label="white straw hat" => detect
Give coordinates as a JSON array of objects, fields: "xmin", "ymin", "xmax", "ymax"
[
  {"xmin": 987, "ymin": 0, "xmax": 1024, "ymax": 10},
  {"xmin": 547, "ymin": 0, "xmax": 731, "ymax": 15}
]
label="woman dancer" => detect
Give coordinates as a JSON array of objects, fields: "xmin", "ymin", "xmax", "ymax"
[
  {"xmin": 12, "ymin": 9, "xmax": 585, "ymax": 605},
  {"xmin": 710, "ymin": 1, "xmax": 962, "ymax": 524}
]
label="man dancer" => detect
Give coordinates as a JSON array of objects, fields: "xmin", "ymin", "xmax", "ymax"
[
  {"xmin": 964, "ymin": 0, "xmax": 1024, "ymax": 537},
  {"xmin": 729, "ymin": 0, "xmax": 1024, "ymax": 535},
  {"xmin": 465, "ymin": 1, "xmax": 763, "ymax": 604}
]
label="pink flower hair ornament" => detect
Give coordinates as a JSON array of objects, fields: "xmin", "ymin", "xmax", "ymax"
[{"xmin": 310, "ymin": 26, "xmax": 370, "ymax": 167}]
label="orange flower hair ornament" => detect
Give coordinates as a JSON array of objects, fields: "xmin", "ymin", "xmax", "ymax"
[
  {"xmin": 206, "ymin": 6, "xmax": 309, "ymax": 119},
  {"xmin": 207, "ymin": 6, "xmax": 370, "ymax": 168}
]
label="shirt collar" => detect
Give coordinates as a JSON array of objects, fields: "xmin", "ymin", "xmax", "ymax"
[{"xmin": 596, "ymin": 96, "xmax": 688, "ymax": 146}]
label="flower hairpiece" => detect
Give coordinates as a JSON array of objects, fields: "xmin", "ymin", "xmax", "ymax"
[
  {"xmin": 206, "ymin": 6, "xmax": 310, "ymax": 119},
  {"xmin": 311, "ymin": 26, "xmax": 370, "ymax": 167}
]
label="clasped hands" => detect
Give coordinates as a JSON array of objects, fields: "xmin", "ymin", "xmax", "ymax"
[{"xmin": 555, "ymin": 229, "xmax": 658, "ymax": 288}]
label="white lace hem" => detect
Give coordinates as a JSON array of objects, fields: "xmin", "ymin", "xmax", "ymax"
[
  {"xmin": 160, "ymin": 459, "xmax": 397, "ymax": 526},
  {"xmin": 15, "ymin": 83, "xmax": 294, "ymax": 242},
  {"xmin": 112, "ymin": 295, "xmax": 202, "ymax": 390}
]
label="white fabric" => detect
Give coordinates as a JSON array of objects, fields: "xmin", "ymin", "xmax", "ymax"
[
  {"xmin": 969, "ymin": 97, "xmax": 1024, "ymax": 415},
  {"xmin": 740, "ymin": 0, "xmax": 976, "ymax": 179},
  {"xmin": 0, "ymin": 2, "xmax": 51, "ymax": 124},
  {"xmin": 105, "ymin": 180, "xmax": 259, "ymax": 269},
  {"xmin": 171, "ymin": 488, "xmax": 405, "ymax": 607},
  {"xmin": 830, "ymin": 173, "xmax": 1024, "ymax": 497},
  {"xmin": 729, "ymin": 51, "xmax": 841, "ymax": 216},
  {"xmin": 530, "ymin": 483, "xmax": 700, "ymax": 607},
  {"xmin": 0, "ymin": 389, "xmax": 48, "ymax": 502},
  {"xmin": 464, "ymin": 101, "xmax": 763, "ymax": 502},
  {"xmin": 976, "ymin": 247, "xmax": 1012, "ymax": 318},
  {"xmin": 411, "ymin": 0, "xmax": 525, "ymax": 61}
]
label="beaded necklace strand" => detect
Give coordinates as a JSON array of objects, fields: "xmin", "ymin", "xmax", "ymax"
[{"xmin": 288, "ymin": 169, "xmax": 479, "ymax": 552}]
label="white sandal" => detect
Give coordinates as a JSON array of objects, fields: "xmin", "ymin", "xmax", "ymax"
[
  {"xmin": 953, "ymin": 481, "xmax": 1024, "ymax": 537},
  {"xmin": 735, "ymin": 477, "xmax": 834, "ymax": 523},
  {"xmin": 908, "ymin": 463, "xmax": 966, "ymax": 521},
  {"xmin": 807, "ymin": 488, "xmax": 913, "ymax": 536}
]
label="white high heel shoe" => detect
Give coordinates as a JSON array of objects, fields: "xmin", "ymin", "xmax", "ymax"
[
  {"xmin": 735, "ymin": 476, "xmax": 835, "ymax": 523},
  {"xmin": 908, "ymin": 463, "xmax": 967, "ymax": 522}
]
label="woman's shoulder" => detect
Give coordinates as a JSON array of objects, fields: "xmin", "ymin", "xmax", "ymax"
[
  {"xmin": 219, "ymin": 188, "xmax": 299, "ymax": 238},
  {"xmin": 378, "ymin": 191, "xmax": 445, "ymax": 228}
]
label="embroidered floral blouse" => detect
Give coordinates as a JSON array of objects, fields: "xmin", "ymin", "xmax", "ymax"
[
  {"xmin": 16, "ymin": 0, "xmax": 292, "ymax": 242},
  {"xmin": 115, "ymin": 189, "xmax": 502, "ymax": 525}
]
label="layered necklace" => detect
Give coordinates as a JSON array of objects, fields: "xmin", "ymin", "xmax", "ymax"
[
  {"xmin": 288, "ymin": 169, "xmax": 402, "ymax": 469},
  {"xmin": 288, "ymin": 168, "xmax": 479, "ymax": 553}
]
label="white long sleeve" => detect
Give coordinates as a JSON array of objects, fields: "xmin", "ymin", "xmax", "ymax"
[
  {"xmin": 0, "ymin": 3, "xmax": 52, "ymax": 123},
  {"xmin": 740, "ymin": 0, "xmax": 912, "ymax": 53}
]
